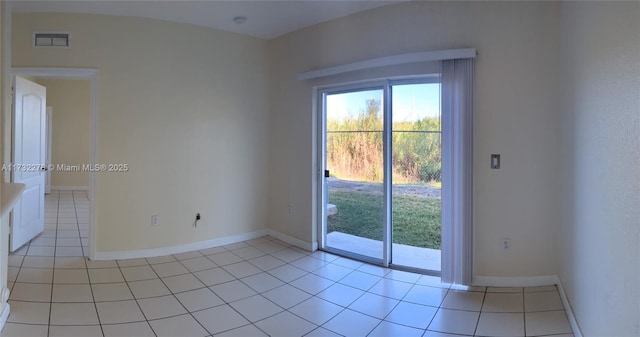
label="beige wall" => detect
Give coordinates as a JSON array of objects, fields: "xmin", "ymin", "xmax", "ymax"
[
  {"xmin": 12, "ymin": 13, "xmax": 270, "ymax": 252},
  {"xmin": 558, "ymin": 2, "xmax": 640, "ymax": 335},
  {"xmin": 33, "ymin": 78, "xmax": 90, "ymax": 188},
  {"xmin": 267, "ymin": 1, "xmax": 562, "ymax": 277}
]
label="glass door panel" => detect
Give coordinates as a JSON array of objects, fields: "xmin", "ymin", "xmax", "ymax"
[
  {"xmin": 324, "ymin": 89, "xmax": 384, "ymax": 261},
  {"xmin": 390, "ymin": 83, "xmax": 442, "ymax": 271}
]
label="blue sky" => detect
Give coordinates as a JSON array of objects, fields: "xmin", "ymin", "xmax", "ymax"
[{"xmin": 326, "ymin": 83, "xmax": 440, "ymax": 122}]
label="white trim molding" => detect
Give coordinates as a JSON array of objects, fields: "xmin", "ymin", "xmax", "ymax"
[
  {"xmin": 93, "ymin": 229, "xmax": 270, "ymax": 260},
  {"xmin": 92, "ymin": 229, "xmax": 317, "ymax": 261},
  {"xmin": 298, "ymin": 48, "xmax": 477, "ymax": 80},
  {"xmin": 51, "ymin": 186, "xmax": 89, "ymax": 191},
  {"xmin": 0, "ymin": 303, "xmax": 9, "ymax": 332},
  {"xmin": 267, "ymin": 229, "xmax": 317, "ymax": 251}
]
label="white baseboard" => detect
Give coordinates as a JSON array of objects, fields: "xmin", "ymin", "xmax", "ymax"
[
  {"xmin": 93, "ymin": 229, "xmax": 269, "ymax": 260},
  {"xmin": 472, "ymin": 275, "xmax": 559, "ymax": 287},
  {"xmin": 51, "ymin": 186, "xmax": 89, "ymax": 191},
  {"xmin": 473, "ymin": 274, "xmax": 582, "ymax": 337},
  {"xmin": 555, "ymin": 276, "xmax": 583, "ymax": 337},
  {"xmin": 267, "ymin": 229, "xmax": 317, "ymax": 251},
  {"xmin": 0, "ymin": 303, "xmax": 10, "ymax": 333}
]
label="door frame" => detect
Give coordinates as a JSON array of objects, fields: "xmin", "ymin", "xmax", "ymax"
[
  {"xmin": 315, "ymin": 74, "xmax": 441, "ymax": 270},
  {"xmin": 10, "ymin": 67, "xmax": 98, "ymax": 260},
  {"xmin": 45, "ymin": 106, "xmax": 52, "ymax": 194}
]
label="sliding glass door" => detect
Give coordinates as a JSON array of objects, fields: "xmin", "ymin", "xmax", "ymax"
[
  {"xmin": 319, "ymin": 77, "xmax": 442, "ymax": 272},
  {"xmin": 323, "ymin": 87, "xmax": 385, "ymax": 262}
]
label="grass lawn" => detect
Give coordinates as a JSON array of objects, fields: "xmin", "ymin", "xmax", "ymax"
[{"xmin": 327, "ymin": 190, "xmax": 441, "ymax": 249}]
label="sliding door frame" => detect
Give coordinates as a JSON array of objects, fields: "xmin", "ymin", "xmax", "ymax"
[{"xmin": 316, "ymin": 74, "xmax": 440, "ymax": 270}]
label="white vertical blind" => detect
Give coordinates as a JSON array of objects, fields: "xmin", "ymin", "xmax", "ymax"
[{"xmin": 441, "ymin": 58, "xmax": 474, "ymax": 285}]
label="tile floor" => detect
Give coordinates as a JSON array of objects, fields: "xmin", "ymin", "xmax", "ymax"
[{"xmin": 3, "ymin": 190, "xmax": 575, "ymax": 337}]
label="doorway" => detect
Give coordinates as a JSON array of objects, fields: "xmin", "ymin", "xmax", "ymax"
[
  {"xmin": 318, "ymin": 76, "xmax": 442, "ymax": 273},
  {"xmin": 10, "ymin": 68, "xmax": 98, "ymax": 259}
]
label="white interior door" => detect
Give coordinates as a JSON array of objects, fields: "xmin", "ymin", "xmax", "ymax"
[{"xmin": 11, "ymin": 76, "xmax": 47, "ymax": 252}]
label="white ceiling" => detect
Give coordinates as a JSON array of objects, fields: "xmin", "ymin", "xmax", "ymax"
[{"xmin": 11, "ymin": 0, "xmax": 403, "ymax": 40}]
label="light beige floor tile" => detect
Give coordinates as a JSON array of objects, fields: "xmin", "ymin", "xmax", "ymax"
[
  {"xmin": 339, "ymin": 271, "xmax": 381, "ymax": 291},
  {"xmin": 180, "ymin": 256, "xmax": 216, "ymax": 272},
  {"xmin": 9, "ymin": 283, "xmax": 52, "ymax": 302},
  {"xmin": 121, "ymin": 265, "xmax": 158, "ymax": 281},
  {"xmin": 230, "ymin": 246, "xmax": 265, "ymax": 260},
  {"xmin": 148, "ymin": 314, "xmax": 209, "ymax": 337},
  {"xmin": 525, "ymin": 310, "xmax": 572, "ymax": 336},
  {"xmin": 290, "ymin": 273, "xmax": 335, "ymax": 295},
  {"xmin": 116, "ymin": 258, "xmax": 148, "ymax": 267},
  {"xmin": 146, "ymin": 255, "xmax": 177, "ymax": 265},
  {"xmin": 7, "ymin": 255, "xmax": 24, "ymax": 267},
  {"xmin": 103, "ymin": 322, "xmax": 156, "ymax": 337},
  {"xmin": 247, "ymin": 255, "xmax": 285, "ymax": 271},
  {"xmin": 138, "ymin": 295, "xmax": 187, "ymax": 320},
  {"xmin": 240, "ymin": 272, "xmax": 284, "ymax": 293},
  {"xmin": 175, "ymin": 287, "xmax": 224, "ymax": 312},
  {"xmin": 85, "ymin": 259, "xmax": 118, "ymax": 269},
  {"xmin": 206, "ymin": 252, "xmax": 244, "ymax": 266},
  {"xmin": 476, "ymin": 312, "xmax": 524, "ymax": 337},
  {"xmin": 194, "ymin": 267, "xmax": 235, "ymax": 286},
  {"xmin": 210, "ymin": 280, "xmax": 257, "ymax": 303},
  {"xmin": 54, "ymin": 257, "xmax": 86, "ymax": 269},
  {"xmin": 403, "ymin": 284, "xmax": 449, "ymax": 307},
  {"xmin": 304, "ymin": 327, "xmax": 343, "ymax": 337},
  {"xmin": 7, "ymin": 301, "xmax": 50, "ymax": 324},
  {"xmin": 88, "ymin": 267, "xmax": 125, "ymax": 283},
  {"xmin": 91, "ymin": 282, "xmax": 134, "ymax": 302},
  {"xmin": 16, "ymin": 267, "xmax": 53, "ymax": 284},
  {"xmin": 52, "ymin": 284, "xmax": 94, "ymax": 303},
  {"xmin": 428, "ymin": 308, "xmax": 479, "ymax": 335},
  {"xmin": 488, "ymin": 286, "xmax": 523, "ymax": 293},
  {"xmin": 151, "ymin": 261, "xmax": 189, "ymax": 277},
  {"xmin": 440, "ymin": 290, "xmax": 484, "ymax": 311},
  {"xmin": 386, "ymin": 301, "xmax": 438, "ymax": 329},
  {"xmin": 368, "ymin": 278, "xmax": 413, "ymax": 300},
  {"xmin": 128, "ymin": 279, "xmax": 171, "ymax": 299},
  {"xmin": 48, "ymin": 325, "xmax": 103, "ymax": 337},
  {"xmin": 323, "ymin": 309, "xmax": 380, "ymax": 337},
  {"xmin": 162, "ymin": 273, "xmax": 205, "ymax": 293},
  {"xmin": 311, "ymin": 263, "xmax": 353, "ymax": 282},
  {"xmin": 0, "ymin": 322, "xmax": 49, "ymax": 337},
  {"xmin": 222, "ymin": 261, "xmax": 262, "ymax": 279},
  {"xmin": 267, "ymin": 264, "xmax": 308, "ymax": 283},
  {"xmin": 291, "ymin": 256, "xmax": 327, "ymax": 272},
  {"xmin": 254, "ymin": 311, "xmax": 316, "ymax": 337},
  {"xmin": 349, "ymin": 292, "xmax": 399, "ymax": 319},
  {"xmin": 317, "ymin": 283, "xmax": 364, "ymax": 307},
  {"xmin": 368, "ymin": 321, "xmax": 425, "ymax": 337},
  {"xmin": 215, "ymin": 324, "xmax": 268, "ymax": 337},
  {"xmin": 27, "ymin": 246, "xmax": 55, "ymax": 256},
  {"xmin": 229, "ymin": 295, "xmax": 283, "ymax": 322},
  {"xmin": 290, "ymin": 296, "xmax": 343, "ymax": 325},
  {"xmin": 53, "ymin": 268, "xmax": 89, "ymax": 284},
  {"xmin": 50, "ymin": 302, "xmax": 99, "ymax": 325},
  {"xmin": 55, "ymin": 246, "xmax": 84, "ymax": 257},
  {"xmin": 96, "ymin": 300, "xmax": 146, "ymax": 324},
  {"xmin": 263, "ymin": 284, "xmax": 312, "ymax": 309},
  {"xmin": 22, "ymin": 256, "xmax": 54, "ymax": 268},
  {"xmin": 192, "ymin": 304, "xmax": 251, "ymax": 334},
  {"xmin": 483, "ymin": 292, "xmax": 524, "ymax": 312},
  {"xmin": 524, "ymin": 291, "xmax": 564, "ymax": 312}
]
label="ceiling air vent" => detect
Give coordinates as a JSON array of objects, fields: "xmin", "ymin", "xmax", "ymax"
[{"xmin": 33, "ymin": 32, "xmax": 70, "ymax": 47}]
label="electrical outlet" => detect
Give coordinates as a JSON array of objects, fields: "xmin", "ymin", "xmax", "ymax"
[
  {"xmin": 502, "ymin": 238, "xmax": 511, "ymax": 250},
  {"xmin": 151, "ymin": 215, "xmax": 159, "ymax": 226}
]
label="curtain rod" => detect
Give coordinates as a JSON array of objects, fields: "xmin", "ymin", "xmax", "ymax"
[{"xmin": 297, "ymin": 48, "xmax": 477, "ymax": 80}]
